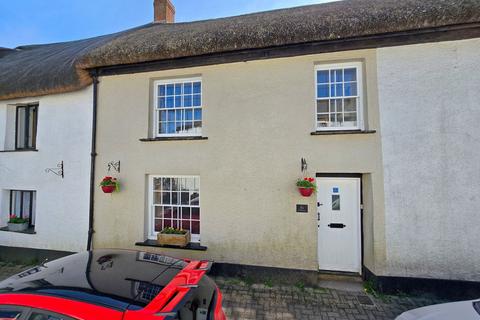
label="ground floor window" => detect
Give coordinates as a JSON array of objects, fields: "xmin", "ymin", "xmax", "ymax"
[
  {"xmin": 150, "ymin": 176, "xmax": 200, "ymax": 243},
  {"xmin": 10, "ymin": 190, "xmax": 36, "ymax": 227}
]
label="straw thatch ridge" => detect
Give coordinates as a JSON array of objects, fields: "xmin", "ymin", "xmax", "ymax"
[{"xmin": 1, "ymin": 0, "xmax": 480, "ymax": 101}]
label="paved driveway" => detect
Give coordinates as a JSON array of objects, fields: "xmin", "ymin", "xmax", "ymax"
[
  {"xmin": 0, "ymin": 263, "xmax": 446, "ymax": 320},
  {"xmin": 214, "ymin": 277, "xmax": 446, "ymax": 320}
]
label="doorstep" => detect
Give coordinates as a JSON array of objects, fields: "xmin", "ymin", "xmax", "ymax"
[{"xmin": 317, "ymin": 271, "xmax": 364, "ymax": 292}]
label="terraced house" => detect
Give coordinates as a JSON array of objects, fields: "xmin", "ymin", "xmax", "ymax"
[{"xmin": 1, "ymin": 0, "xmax": 480, "ymax": 296}]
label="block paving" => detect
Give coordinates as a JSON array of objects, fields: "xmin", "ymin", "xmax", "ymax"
[{"xmin": 0, "ymin": 263, "xmax": 447, "ymax": 320}]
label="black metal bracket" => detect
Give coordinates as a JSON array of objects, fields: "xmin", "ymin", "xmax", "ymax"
[
  {"xmin": 301, "ymin": 158, "xmax": 307, "ymax": 173},
  {"xmin": 45, "ymin": 161, "xmax": 64, "ymax": 178},
  {"xmin": 107, "ymin": 160, "xmax": 120, "ymax": 173}
]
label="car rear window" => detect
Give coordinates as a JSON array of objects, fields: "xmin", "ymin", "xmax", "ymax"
[{"xmin": 172, "ymin": 275, "xmax": 218, "ymax": 320}]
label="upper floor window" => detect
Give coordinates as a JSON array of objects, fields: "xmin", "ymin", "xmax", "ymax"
[
  {"xmin": 154, "ymin": 78, "xmax": 202, "ymax": 137},
  {"xmin": 315, "ymin": 63, "xmax": 363, "ymax": 130},
  {"xmin": 16, "ymin": 104, "xmax": 38, "ymax": 149}
]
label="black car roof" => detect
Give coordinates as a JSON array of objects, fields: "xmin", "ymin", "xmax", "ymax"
[{"xmin": 0, "ymin": 249, "xmax": 188, "ymax": 311}]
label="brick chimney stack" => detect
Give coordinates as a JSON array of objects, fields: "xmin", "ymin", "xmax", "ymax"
[{"xmin": 154, "ymin": 0, "xmax": 175, "ymax": 23}]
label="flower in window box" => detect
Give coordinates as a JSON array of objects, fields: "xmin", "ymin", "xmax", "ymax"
[
  {"xmin": 157, "ymin": 227, "xmax": 191, "ymax": 247},
  {"xmin": 7, "ymin": 214, "xmax": 29, "ymax": 232},
  {"xmin": 100, "ymin": 176, "xmax": 120, "ymax": 193},
  {"xmin": 296, "ymin": 177, "xmax": 317, "ymax": 197}
]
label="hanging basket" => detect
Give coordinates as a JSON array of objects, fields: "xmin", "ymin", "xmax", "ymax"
[
  {"xmin": 101, "ymin": 185, "xmax": 116, "ymax": 194},
  {"xmin": 298, "ymin": 187, "xmax": 314, "ymax": 197}
]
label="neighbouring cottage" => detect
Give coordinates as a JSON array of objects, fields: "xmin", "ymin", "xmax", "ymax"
[{"xmin": 1, "ymin": 0, "xmax": 480, "ymax": 297}]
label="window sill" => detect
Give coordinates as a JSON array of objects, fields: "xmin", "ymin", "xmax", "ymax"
[
  {"xmin": 139, "ymin": 137, "xmax": 208, "ymax": 142},
  {"xmin": 135, "ymin": 240, "xmax": 207, "ymax": 251},
  {"xmin": 311, "ymin": 130, "xmax": 376, "ymax": 136},
  {"xmin": 0, "ymin": 149, "xmax": 38, "ymax": 153},
  {"xmin": 0, "ymin": 226, "xmax": 36, "ymax": 234}
]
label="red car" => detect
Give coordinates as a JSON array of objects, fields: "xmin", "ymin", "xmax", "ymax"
[{"xmin": 0, "ymin": 249, "xmax": 226, "ymax": 320}]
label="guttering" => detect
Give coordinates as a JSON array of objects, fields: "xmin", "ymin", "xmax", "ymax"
[{"xmin": 87, "ymin": 69, "xmax": 99, "ymax": 251}]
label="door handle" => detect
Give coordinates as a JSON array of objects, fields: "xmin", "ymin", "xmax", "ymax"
[
  {"xmin": 328, "ymin": 223, "xmax": 346, "ymax": 229},
  {"xmin": 317, "ymin": 212, "xmax": 320, "ymax": 221}
]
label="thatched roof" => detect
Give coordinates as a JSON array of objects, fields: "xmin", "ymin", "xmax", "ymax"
[
  {"xmin": 0, "ymin": 27, "xmax": 152, "ymax": 101},
  {"xmin": 1, "ymin": 0, "xmax": 480, "ymax": 101}
]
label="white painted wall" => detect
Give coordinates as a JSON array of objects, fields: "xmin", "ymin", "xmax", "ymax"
[
  {"xmin": 0, "ymin": 87, "xmax": 93, "ymax": 252},
  {"xmin": 377, "ymin": 38, "xmax": 480, "ymax": 281}
]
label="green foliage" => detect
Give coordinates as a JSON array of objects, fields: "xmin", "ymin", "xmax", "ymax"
[
  {"xmin": 8, "ymin": 214, "xmax": 29, "ymax": 224},
  {"xmin": 264, "ymin": 278, "xmax": 273, "ymax": 288},
  {"xmin": 296, "ymin": 177, "xmax": 317, "ymax": 191},
  {"xmin": 160, "ymin": 227, "xmax": 187, "ymax": 235},
  {"xmin": 100, "ymin": 176, "xmax": 120, "ymax": 191},
  {"xmin": 295, "ymin": 281, "xmax": 305, "ymax": 291}
]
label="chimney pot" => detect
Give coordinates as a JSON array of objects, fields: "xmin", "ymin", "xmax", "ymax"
[{"xmin": 154, "ymin": 0, "xmax": 175, "ymax": 23}]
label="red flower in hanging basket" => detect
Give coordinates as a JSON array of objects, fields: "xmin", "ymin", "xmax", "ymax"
[
  {"xmin": 100, "ymin": 176, "xmax": 120, "ymax": 193},
  {"xmin": 296, "ymin": 177, "xmax": 317, "ymax": 197}
]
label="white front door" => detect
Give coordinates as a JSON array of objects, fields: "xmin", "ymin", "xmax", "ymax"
[{"xmin": 317, "ymin": 177, "xmax": 361, "ymax": 273}]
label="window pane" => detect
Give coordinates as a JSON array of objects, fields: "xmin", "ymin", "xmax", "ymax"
[
  {"xmin": 317, "ymin": 100, "xmax": 328, "ymax": 113},
  {"xmin": 174, "ymin": 84, "xmax": 182, "ymax": 95},
  {"xmin": 155, "ymin": 206, "xmax": 163, "ymax": 217},
  {"xmin": 344, "ymin": 98, "xmax": 356, "ymax": 112},
  {"xmin": 317, "ymin": 70, "xmax": 329, "ymax": 83},
  {"xmin": 332, "ymin": 195, "xmax": 340, "ymax": 211},
  {"xmin": 194, "ymin": 109, "xmax": 202, "ymax": 121},
  {"xmin": 16, "ymin": 107, "xmax": 26, "ymax": 148},
  {"xmin": 184, "ymin": 95, "xmax": 192, "ymax": 107},
  {"xmin": 185, "ymin": 110, "xmax": 193, "ymax": 121},
  {"xmin": 344, "ymin": 68, "xmax": 357, "ymax": 81},
  {"xmin": 317, "ymin": 85, "xmax": 329, "ymax": 98},
  {"xmin": 344, "ymin": 82, "xmax": 357, "ymax": 96},
  {"xmin": 166, "ymin": 97, "xmax": 174, "ymax": 108},
  {"xmin": 175, "ymin": 96, "xmax": 182, "ymax": 107},
  {"xmin": 166, "ymin": 84, "xmax": 174, "ymax": 95},
  {"xmin": 158, "ymin": 97, "xmax": 166, "ymax": 109},
  {"xmin": 28, "ymin": 107, "xmax": 37, "ymax": 148},
  {"xmin": 167, "ymin": 122, "xmax": 176, "ymax": 133},
  {"xmin": 158, "ymin": 85, "xmax": 166, "ymax": 96},
  {"xmin": 184, "ymin": 83, "xmax": 192, "ymax": 94},
  {"xmin": 159, "ymin": 122, "xmax": 167, "ymax": 134},
  {"xmin": 193, "ymin": 94, "xmax": 201, "ymax": 107},
  {"xmin": 193, "ymin": 82, "xmax": 201, "ymax": 94},
  {"xmin": 344, "ymin": 112, "xmax": 357, "ymax": 126}
]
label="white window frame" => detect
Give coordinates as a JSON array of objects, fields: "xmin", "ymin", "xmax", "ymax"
[
  {"xmin": 153, "ymin": 77, "xmax": 203, "ymax": 138},
  {"xmin": 148, "ymin": 175, "xmax": 201, "ymax": 243},
  {"xmin": 314, "ymin": 62, "xmax": 364, "ymax": 131}
]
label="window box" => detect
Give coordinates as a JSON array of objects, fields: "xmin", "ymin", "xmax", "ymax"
[
  {"xmin": 157, "ymin": 230, "xmax": 191, "ymax": 247},
  {"xmin": 7, "ymin": 222, "xmax": 29, "ymax": 232}
]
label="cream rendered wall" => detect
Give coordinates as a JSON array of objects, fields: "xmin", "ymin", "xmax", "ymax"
[
  {"xmin": 378, "ymin": 38, "xmax": 480, "ymax": 281},
  {"xmin": 94, "ymin": 50, "xmax": 386, "ymax": 271},
  {"xmin": 0, "ymin": 87, "xmax": 93, "ymax": 252}
]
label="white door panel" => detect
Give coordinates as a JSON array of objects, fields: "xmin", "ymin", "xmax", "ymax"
[{"xmin": 317, "ymin": 177, "xmax": 361, "ymax": 273}]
